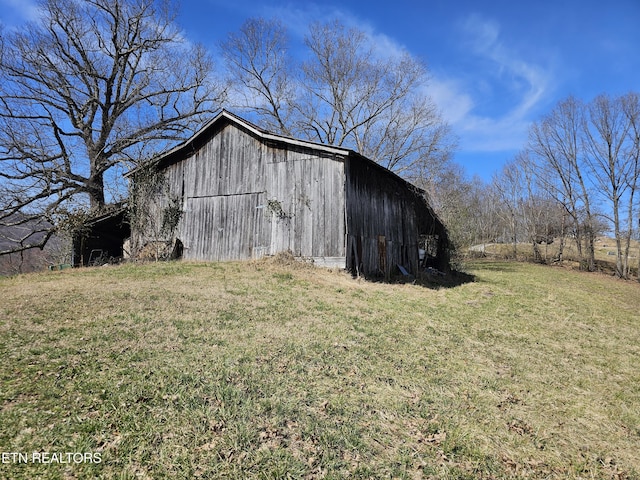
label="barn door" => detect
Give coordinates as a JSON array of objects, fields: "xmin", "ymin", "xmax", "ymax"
[{"xmin": 182, "ymin": 193, "xmax": 266, "ymax": 261}]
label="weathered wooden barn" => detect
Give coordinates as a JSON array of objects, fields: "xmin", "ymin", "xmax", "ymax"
[{"xmin": 127, "ymin": 110, "xmax": 450, "ymax": 279}]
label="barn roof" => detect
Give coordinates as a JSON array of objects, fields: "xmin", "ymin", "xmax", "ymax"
[{"xmin": 125, "ymin": 110, "xmax": 351, "ymax": 178}]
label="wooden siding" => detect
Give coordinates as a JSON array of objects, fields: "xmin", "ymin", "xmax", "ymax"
[
  {"xmin": 345, "ymin": 156, "xmax": 440, "ymax": 279},
  {"xmin": 133, "ymin": 119, "xmax": 347, "ymax": 264},
  {"xmin": 265, "ymin": 151, "xmax": 345, "ymax": 260},
  {"xmin": 182, "ymin": 124, "xmax": 265, "ymax": 198},
  {"xmin": 181, "ymin": 193, "xmax": 265, "ymax": 261}
]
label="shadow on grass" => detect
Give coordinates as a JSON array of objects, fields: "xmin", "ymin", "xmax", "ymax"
[
  {"xmin": 359, "ymin": 269, "xmax": 476, "ymax": 290},
  {"xmin": 416, "ymin": 269, "xmax": 476, "ymax": 289}
]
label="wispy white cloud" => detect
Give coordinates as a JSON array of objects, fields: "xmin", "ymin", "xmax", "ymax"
[
  {"xmin": 428, "ymin": 76, "xmax": 474, "ymax": 126},
  {"xmin": 462, "ymin": 15, "xmax": 549, "ymax": 120},
  {"xmin": 431, "ymin": 13, "xmax": 554, "ymax": 153},
  {"xmin": 256, "ymin": 2, "xmax": 410, "ymax": 60},
  {"xmin": 363, "ymin": 28, "xmax": 409, "ymax": 60},
  {"xmin": 0, "ymin": 0, "xmax": 41, "ymax": 24},
  {"xmin": 431, "ymin": 75, "xmax": 538, "ymax": 153},
  {"xmin": 273, "ymin": 7, "xmax": 553, "ymax": 154},
  {"xmin": 253, "ymin": 2, "xmax": 355, "ymax": 38}
]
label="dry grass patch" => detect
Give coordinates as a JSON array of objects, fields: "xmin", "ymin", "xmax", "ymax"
[{"xmin": 1, "ymin": 259, "xmax": 639, "ymax": 479}]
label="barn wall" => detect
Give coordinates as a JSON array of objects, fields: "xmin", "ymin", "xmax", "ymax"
[
  {"xmin": 171, "ymin": 123, "xmax": 268, "ymax": 261},
  {"xmin": 132, "ymin": 120, "xmax": 347, "ymax": 265},
  {"xmin": 182, "ymin": 123, "xmax": 265, "ymax": 198},
  {"xmin": 345, "ymin": 156, "xmax": 441, "ymax": 279},
  {"xmin": 265, "ymin": 145, "xmax": 346, "ymax": 266},
  {"xmin": 180, "ymin": 193, "xmax": 266, "ymax": 261}
]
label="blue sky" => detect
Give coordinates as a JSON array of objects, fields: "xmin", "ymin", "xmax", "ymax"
[{"xmin": 2, "ymin": 0, "xmax": 639, "ymax": 181}]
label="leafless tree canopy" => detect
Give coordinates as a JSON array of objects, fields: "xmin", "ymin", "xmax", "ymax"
[
  {"xmin": 0, "ymin": 0, "xmax": 225, "ymax": 254},
  {"xmin": 525, "ymin": 93, "xmax": 640, "ymax": 277},
  {"xmin": 526, "ymin": 97, "xmax": 597, "ymax": 270},
  {"xmin": 221, "ymin": 18, "xmax": 456, "ymax": 178},
  {"xmin": 582, "ymin": 93, "xmax": 640, "ymax": 277},
  {"xmin": 219, "ymin": 18, "xmax": 294, "ymax": 135}
]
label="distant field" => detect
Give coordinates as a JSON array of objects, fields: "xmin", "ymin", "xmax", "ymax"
[
  {"xmin": 1, "ymin": 258, "xmax": 639, "ymax": 479},
  {"xmin": 470, "ymin": 236, "xmax": 640, "ymax": 275}
]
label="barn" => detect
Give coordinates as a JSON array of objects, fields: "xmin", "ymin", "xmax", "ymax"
[{"xmin": 127, "ymin": 110, "xmax": 450, "ymax": 280}]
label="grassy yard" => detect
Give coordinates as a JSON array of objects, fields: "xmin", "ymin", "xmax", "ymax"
[{"xmin": 1, "ymin": 258, "xmax": 639, "ymax": 479}]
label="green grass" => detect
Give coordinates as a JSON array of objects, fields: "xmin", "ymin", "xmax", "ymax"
[
  {"xmin": 1, "ymin": 259, "xmax": 639, "ymax": 479},
  {"xmin": 474, "ymin": 236, "xmax": 640, "ymax": 276}
]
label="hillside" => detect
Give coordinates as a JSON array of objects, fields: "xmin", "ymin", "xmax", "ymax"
[
  {"xmin": 1, "ymin": 259, "xmax": 639, "ymax": 479},
  {"xmin": 0, "ymin": 214, "xmax": 66, "ymax": 275}
]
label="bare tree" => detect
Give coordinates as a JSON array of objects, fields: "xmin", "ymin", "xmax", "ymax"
[
  {"xmin": 520, "ymin": 149, "xmax": 568, "ymax": 264},
  {"xmin": 301, "ymin": 20, "xmax": 454, "ymax": 175},
  {"xmin": 221, "ymin": 18, "xmax": 455, "ymax": 177},
  {"xmin": 492, "ymin": 160, "xmax": 525, "ymax": 258},
  {"xmin": 0, "ymin": 0, "xmax": 225, "ymax": 256},
  {"xmin": 621, "ymin": 93, "xmax": 640, "ymax": 279},
  {"xmin": 527, "ymin": 97, "xmax": 597, "ymax": 270},
  {"xmin": 620, "ymin": 93, "xmax": 640, "ymax": 280},
  {"xmin": 519, "ymin": 153, "xmax": 556, "ymax": 263},
  {"xmin": 583, "ymin": 94, "xmax": 635, "ymax": 278},
  {"xmin": 413, "ymin": 163, "xmax": 490, "ymax": 249},
  {"xmin": 219, "ymin": 18, "xmax": 295, "ymax": 135}
]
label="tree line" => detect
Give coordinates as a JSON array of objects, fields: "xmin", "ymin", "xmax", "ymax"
[
  {"xmin": 527, "ymin": 93, "xmax": 640, "ymax": 279},
  {"xmin": 436, "ymin": 93, "xmax": 640, "ymax": 280}
]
